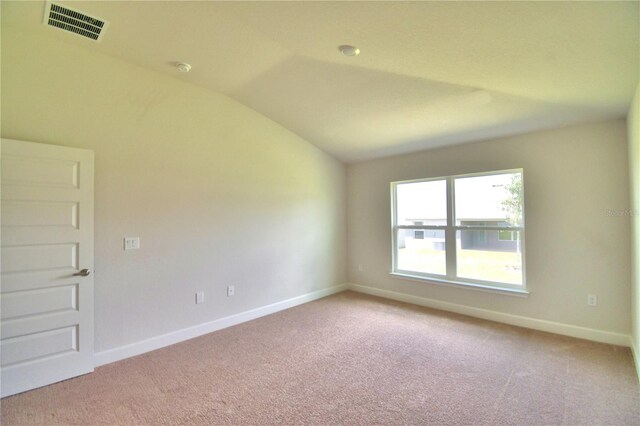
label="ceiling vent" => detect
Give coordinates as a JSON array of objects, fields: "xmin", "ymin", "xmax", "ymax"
[{"xmin": 43, "ymin": 2, "xmax": 109, "ymax": 42}]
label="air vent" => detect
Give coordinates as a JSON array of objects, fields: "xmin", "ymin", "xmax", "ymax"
[{"xmin": 43, "ymin": 2, "xmax": 109, "ymax": 42}]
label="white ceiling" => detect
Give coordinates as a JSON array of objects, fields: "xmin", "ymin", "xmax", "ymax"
[{"xmin": 3, "ymin": 1, "xmax": 639, "ymax": 162}]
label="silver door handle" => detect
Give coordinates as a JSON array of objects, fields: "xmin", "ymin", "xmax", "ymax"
[{"xmin": 73, "ymin": 269, "xmax": 91, "ymax": 277}]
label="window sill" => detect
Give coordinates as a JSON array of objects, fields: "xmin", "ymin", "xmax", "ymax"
[{"xmin": 389, "ymin": 272, "xmax": 530, "ymax": 297}]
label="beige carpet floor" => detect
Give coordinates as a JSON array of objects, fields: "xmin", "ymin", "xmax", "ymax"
[{"xmin": 1, "ymin": 291, "xmax": 639, "ymax": 425}]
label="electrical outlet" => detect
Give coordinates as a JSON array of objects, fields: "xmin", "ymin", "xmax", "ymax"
[
  {"xmin": 587, "ymin": 294, "xmax": 597, "ymax": 307},
  {"xmin": 358, "ymin": 264, "xmax": 364, "ymax": 272},
  {"xmin": 196, "ymin": 291, "xmax": 205, "ymax": 304},
  {"xmin": 227, "ymin": 285, "xmax": 235, "ymax": 297},
  {"xmin": 124, "ymin": 237, "xmax": 140, "ymax": 250}
]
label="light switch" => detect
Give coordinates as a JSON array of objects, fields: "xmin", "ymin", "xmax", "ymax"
[{"xmin": 124, "ymin": 237, "xmax": 140, "ymax": 250}]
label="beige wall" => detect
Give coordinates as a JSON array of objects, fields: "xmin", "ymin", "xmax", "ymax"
[
  {"xmin": 348, "ymin": 120, "xmax": 631, "ymax": 334},
  {"xmin": 1, "ymin": 28, "xmax": 346, "ymax": 352},
  {"xmin": 1, "ymin": 14, "xmax": 634, "ymax": 355},
  {"xmin": 629, "ymin": 84, "xmax": 640, "ymax": 355}
]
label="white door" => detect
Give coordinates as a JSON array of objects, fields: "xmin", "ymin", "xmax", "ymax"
[{"xmin": 1, "ymin": 139, "xmax": 94, "ymax": 397}]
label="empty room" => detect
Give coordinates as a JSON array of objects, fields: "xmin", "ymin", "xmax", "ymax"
[{"xmin": 1, "ymin": 1, "xmax": 639, "ymax": 424}]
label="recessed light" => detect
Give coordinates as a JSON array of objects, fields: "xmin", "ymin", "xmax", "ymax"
[
  {"xmin": 176, "ymin": 62, "xmax": 192, "ymax": 73},
  {"xmin": 339, "ymin": 45, "xmax": 360, "ymax": 57}
]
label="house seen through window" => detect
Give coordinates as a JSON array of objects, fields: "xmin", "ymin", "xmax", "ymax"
[{"xmin": 391, "ymin": 170, "xmax": 525, "ymax": 291}]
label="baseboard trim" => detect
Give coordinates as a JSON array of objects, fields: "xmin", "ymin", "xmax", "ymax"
[
  {"xmin": 94, "ymin": 284, "xmax": 347, "ymax": 367},
  {"xmin": 631, "ymin": 340, "xmax": 640, "ymax": 383},
  {"xmin": 95, "ymin": 282, "xmax": 632, "ymax": 367},
  {"xmin": 346, "ymin": 283, "xmax": 631, "ymax": 347}
]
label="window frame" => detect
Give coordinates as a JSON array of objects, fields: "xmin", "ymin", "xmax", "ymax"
[{"xmin": 390, "ymin": 169, "xmax": 527, "ymax": 295}]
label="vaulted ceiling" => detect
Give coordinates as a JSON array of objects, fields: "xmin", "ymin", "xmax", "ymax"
[{"xmin": 3, "ymin": 1, "xmax": 639, "ymax": 162}]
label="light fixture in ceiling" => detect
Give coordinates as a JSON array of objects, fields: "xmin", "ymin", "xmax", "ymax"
[
  {"xmin": 176, "ymin": 62, "xmax": 192, "ymax": 73},
  {"xmin": 339, "ymin": 45, "xmax": 360, "ymax": 57}
]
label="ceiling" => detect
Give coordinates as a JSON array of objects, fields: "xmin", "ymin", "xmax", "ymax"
[{"xmin": 3, "ymin": 1, "xmax": 639, "ymax": 163}]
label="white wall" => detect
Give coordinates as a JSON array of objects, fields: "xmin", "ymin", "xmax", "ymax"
[
  {"xmin": 1, "ymin": 28, "xmax": 346, "ymax": 352},
  {"xmin": 629, "ymin": 84, "xmax": 640, "ymax": 361},
  {"xmin": 348, "ymin": 120, "xmax": 631, "ymax": 335},
  {"xmin": 1, "ymin": 14, "xmax": 634, "ymax": 357}
]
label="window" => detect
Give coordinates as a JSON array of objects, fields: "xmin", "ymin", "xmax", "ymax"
[
  {"xmin": 498, "ymin": 230, "xmax": 518, "ymax": 241},
  {"xmin": 391, "ymin": 170, "xmax": 525, "ymax": 292}
]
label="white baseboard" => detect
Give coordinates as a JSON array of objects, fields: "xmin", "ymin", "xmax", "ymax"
[
  {"xmin": 94, "ymin": 284, "xmax": 347, "ymax": 367},
  {"xmin": 631, "ymin": 340, "xmax": 640, "ymax": 383},
  {"xmin": 346, "ymin": 283, "xmax": 632, "ymax": 347},
  {"xmin": 95, "ymin": 282, "xmax": 633, "ymax": 368}
]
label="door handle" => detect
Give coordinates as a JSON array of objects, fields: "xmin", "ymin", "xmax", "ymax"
[{"xmin": 73, "ymin": 269, "xmax": 91, "ymax": 277}]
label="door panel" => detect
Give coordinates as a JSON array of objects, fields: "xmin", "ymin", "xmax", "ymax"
[
  {"xmin": 1, "ymin": 284, "xmax": 78, "ymax": 320},
  {"xmin": 2, "ymin": 200, "xmax": 79, "ymax": 228},
  {"xmin": 1, "ymin": 155, "xmax": 79, "ymax": 188},
  {"xmin": 1, "ymin": 139, "xmax": 94, "ymax": 398},
  {"xmin": 1, "ymin": 326, "xmax": 78, "ymax": 367},
  {"xmin": 2, "ymin": 243, "xmax": 79, "ymax": 273}
]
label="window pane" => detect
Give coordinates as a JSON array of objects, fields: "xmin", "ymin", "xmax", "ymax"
[
  {"xmin": 456, "ymin": 230, "xmax": 522, "ymax": 285},
  {"xmin": 396, "ymin": 180, "xmax": 447, "ymax": 226},
  {"xmin": 455, "ymin": 173, "xmax": 522, "ymax": 227},
  {"xmin": 498, "ymin": 230, "xmax": 519, "ymax": 241},
  {"xmin": 396, "ymin": 229, "xmax": 446, "ymax": 275}
]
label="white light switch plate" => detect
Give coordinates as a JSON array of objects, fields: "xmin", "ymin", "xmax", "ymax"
[{"xmin": 124, "ymin": 237, "xmax": 140, "ymax": 250}]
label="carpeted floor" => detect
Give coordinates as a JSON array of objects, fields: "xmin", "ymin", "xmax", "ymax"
[{"xmin": 1, "ymin": 291, "xmax": 639, "ymax": 425}]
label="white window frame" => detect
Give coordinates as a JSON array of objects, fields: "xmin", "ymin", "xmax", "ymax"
[{"xmin": 390, "ymin": 169, "xmax": 528, "ymax": 295}]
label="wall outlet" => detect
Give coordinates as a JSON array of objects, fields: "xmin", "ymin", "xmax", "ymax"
[
  {"xmin": 195, "ymin": 291, "xmax": 205, "ymax": 304},
  {"xmin": 358, "ymin": 264, "xmax": 364, "ymax": 272},
  {"xmin": 227, "ymin": 285, "xmax": 235, "ymax": 297},
  {"xmin": 587, "ymin": 294, "xmax": 597, "ymax": 307},
  {"xmin": 124, "ymin": 237, "xmax": 140, "ymax": 250}
]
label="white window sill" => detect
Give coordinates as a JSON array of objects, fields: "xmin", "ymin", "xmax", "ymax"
[{"xmin": 389, "ymin": 272, "xmax": 530, "ymax": 297}]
